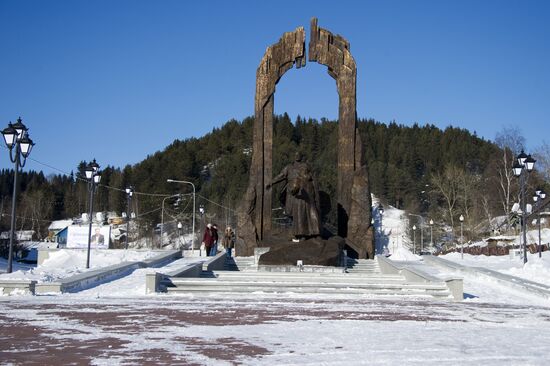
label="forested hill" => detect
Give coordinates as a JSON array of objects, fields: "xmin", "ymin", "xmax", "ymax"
[{"xmin": 0, "ymin": 114, "xmax": 508, "ymax": 236}]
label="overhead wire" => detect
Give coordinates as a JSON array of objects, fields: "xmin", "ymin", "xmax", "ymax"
[{"xmin": 2, "ymin": 145, "xmax": 238, "ymax": 221}]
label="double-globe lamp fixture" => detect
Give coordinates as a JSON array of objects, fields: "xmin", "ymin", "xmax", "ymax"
[
  {"xmin": 2, "ymin": 118, "xmax": 35, "ymax": 273},
  {"xmin": 512, "ymin": 150, "xmax": 536, "ymax": 264}
]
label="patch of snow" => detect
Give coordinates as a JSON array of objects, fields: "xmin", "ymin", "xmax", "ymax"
[
  {"xmin": 442, "ymin": 250, "xmax": 550, "ymax": 288},
  {"xmin": 0, "ymin": 249, "xmax": 161, "ymax": 282},
  {"xmin": 372, "ymin": 196, "xmax": 420, "ymax": 260}
]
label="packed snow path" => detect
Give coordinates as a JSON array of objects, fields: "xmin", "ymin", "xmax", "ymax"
[{"xmin": 1, "ymin": 295, "xmax": 550, "ymax": 365}]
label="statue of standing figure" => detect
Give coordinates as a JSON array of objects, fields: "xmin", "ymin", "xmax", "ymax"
[{"xmin": 266, "ymin": 152, "xmax": 321, "ymax": 240}]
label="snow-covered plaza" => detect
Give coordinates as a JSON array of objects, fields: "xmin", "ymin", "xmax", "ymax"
[{"xmin": 2, "ymin": 231, "xmax": 550, "ymax": 365}]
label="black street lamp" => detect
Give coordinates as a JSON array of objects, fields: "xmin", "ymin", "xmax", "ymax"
[
  {"xmin": 2, "ymin": 118, "xmax": 35, "ymax": 273},
  {"xmin": 459, "ymin": 215, "xmax": 465, "ymax": 260},
  {"xmin": 412, "ymin": 225, "xmax": 417, "ymax": 254},
  {"xmin": 378, "ymin": 204, "xmax": 384, "ymax": 253},
  {"xmin": 429, "ymin": 219, "xmax": 434, "ymax": 248},
  {"xmin": 125, "ymin": 186, "xmax": 134, "ymax": 249},
  {"xmin": 409, "ymin": 213, "xmax": 425, "ymax": 254},
  {"xmin": 85, "ymin": 159, "xmax": 101, "ymax": 269},
  {"xmin": 177, "ymin": 222, "xmax": 183, "ymax": 248},
  {"xmin": 533, "ymin": 189, "xmax": 546, "ymax": 258},
  {"xmin": 512, "ymin": 150, "xmax": 536, "ymax": 264},
  {"xmin": 198, "ymin": 204, "xmax": 205, "ymax": 256}
]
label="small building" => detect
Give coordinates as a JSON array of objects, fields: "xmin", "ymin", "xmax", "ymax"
[{"xmin": 48, "ymin": 220, "xmax": 73, "ymax": 242}]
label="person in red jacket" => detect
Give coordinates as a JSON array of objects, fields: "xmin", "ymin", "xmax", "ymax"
[{"xmin": 202, "ymin": 223, "xmax": 214, "ymax": 256}]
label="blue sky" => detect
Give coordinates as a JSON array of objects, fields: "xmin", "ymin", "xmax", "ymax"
[{"xmin": 1, "ymin": 0, "xmax": 549, "ymax": 175}]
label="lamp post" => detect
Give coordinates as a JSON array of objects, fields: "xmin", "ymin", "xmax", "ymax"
[
  {"xmin": 429, "ymin": 219, "xmax": 434, "ymax": 250},
  {"xmin": 124, "ymin": 186, "xmax": 134, "ymax": 249},
  {"xmin": 167, "ymin": 179, "xmax": 196, "ymax": 254},
  {"xmin": 85, "ymin": 159, "xmax": 101, "ymax": 269},
  {"xmin": 533, "ymin": 189, "xmax": 546, "ymax": 258},
  {"xmin": 160, "ymin": 193, "xmax": 181, "ymax": 249},
  {"xmin": 177, "ymin": 221, "xmax": 183, "ymax": 248},
  {"xmin": 409, "ymin": 213, "xmax": 425, "ymax": 254},
  {"xmin": 198, "ymin": 204, "xmax": 205, "ymax": 256},
  {"xmin": 2, "ymin": 117, "xmax": 35, "ymax": 273},
  {"xmin": 412, "ymin": 225, "xmax": 417, "ymax": 254},
  {"xmin": 378, "ymin": 204, "xmax": 384, "ymax": 254},
  {"xmin": 459, "ymin": 214, "xmax": 464, "ymax": 259},
  {"xmin": 512, "ymin": 150, "xmax": 536, "ymax": 264}
]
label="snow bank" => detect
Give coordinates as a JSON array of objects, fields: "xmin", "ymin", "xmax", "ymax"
[
  {"xmin": 0, "ymin": 249, "xmax": 159, "ymax": 282},
  {"xmin": 372, "ymin": 196, "xmax": 420, "ymax": 260},
  {"xmin": 442, "ymin": 251, "xmax": 550, "ymax": 287}
]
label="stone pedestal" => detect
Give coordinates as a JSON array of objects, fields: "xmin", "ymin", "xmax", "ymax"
[{"xmin": 258, "ymin": 235, "xmax": 345, "ymax": 267}]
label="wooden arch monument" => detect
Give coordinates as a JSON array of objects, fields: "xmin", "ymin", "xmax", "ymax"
[{"xmin": 237, "ymin": 18, "xmax": 374, "ymax": 260}]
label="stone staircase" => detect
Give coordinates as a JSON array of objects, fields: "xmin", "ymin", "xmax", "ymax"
[
  {"xmin": 161, "ymin": 256, "xmax": 453, "ymax": 299},
  {"xmin": 345, "ymin": 258, "xmax": 380, "ymax": 274},
  {"xmin": 223, "ymin": 256, "xmax": 257, "ymax": 271}
]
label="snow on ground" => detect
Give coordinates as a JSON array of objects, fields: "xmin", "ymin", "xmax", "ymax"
[
  {"xmin": 408, "ymin": 256, "xmax": 550, "ymax": 307},
  {"xmin": 441, "ymin": 250, "xmax": 550, "ymax": 288},
  {"xmin": 0, "ymin": 249, "xmax": 161, "ymax": 282},
  {"xmin": 0, "ymin": 257, "xmax": 35, "ymax": 274},
  {"xmin": 2, "ymin": 293, "xmax": 550, "ymax": 365},
  {"xmin": 75, "ymin": 255, "xmax": 207, "ymax": 298},
  {"xmin": 3, "ymin": 202, "xmax": 550, "ymax": 363},
  {"xmin": 372, "ymin": 196, "xmax": 420, "ymax": 261}
]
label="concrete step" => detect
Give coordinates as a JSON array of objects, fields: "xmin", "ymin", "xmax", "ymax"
[
  {"xmin": 224, "ymin": 257, "xmax": 257, "ymax": 271},
  {"xmin": 168, "ymin": 278, "xmax": 448, "ymax": 290},
  {"xmin": 162, "ymin": 257, "xmax": 453, "ymax": 300},
  {"xmin": 346, "ymin": 259, "xmax": 380, "ymax": 271},
  {"xmin": 166, "ymin": 285, "xmax": 451, "ymax": 297},
  {"xmin": 194, "ymin": 276, "xmax": 407, "ymax": 285},
  {"xmin": 201, "ymin": 270, "xmax": 403, "ymax": 280}
]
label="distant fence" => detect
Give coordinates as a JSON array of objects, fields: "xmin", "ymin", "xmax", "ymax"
[{"xmin": 440, "ymin": 243, "xmax": 548, "ymax": 256}]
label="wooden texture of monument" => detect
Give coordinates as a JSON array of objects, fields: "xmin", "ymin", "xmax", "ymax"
[{"xmin": 237, "ymin": 18, "xmax": 374, "ymax": 261}]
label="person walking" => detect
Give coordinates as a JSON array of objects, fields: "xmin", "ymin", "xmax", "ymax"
[
  {"xmin": 222, "ymin": 226, "xmax": 236, "ymax": 258},
  {"xmin": 202, "ymin": 223, "xmax": 214, "ymax": 256},
  {"xmin": 210, "ymin": 224, "xmax": 219, "ymax": 256}
]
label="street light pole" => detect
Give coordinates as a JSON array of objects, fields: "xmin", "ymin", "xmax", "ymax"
[
  {"xmin": 85, "ymin": 159, "xmax": 101, "ymax": 269},
  {"xmin": 160, "ymin": 194, "xmax": 180, "ymax": 249},
  {"xmin": 429, "ymin": 219, "xmax": 434, "ymax": 249},
  {"xmin": 2, "ymin": 118, "xmax": 35, "ymax": 273},
  {"xmin": 199, "ymin": 204, "xmax": 205, "ymax": 256},
  {"xmin": 412, "ymin": 225, "xmax": 417, "ymax": 254},
  {"xmin": 408, "ymin": 213, "xmax": 425, "ymax": 254},
  {"xmin": 512, "ymin": 150, "xmax": 536, "ymax": 264},
  {"xmin": 125, "ymin": 187, "xmax": 133, "ymax": 250},
  {"xmin": 533, "ymin": 189, "xmax": 546, "ymax": 258},
  {"xmin": 177, "ymin": 221, "xmax": 183, "ymax": 249},
  {"xmin": 167, "ymin": 179, "xmax": 196, "ymax": 255},
  {"xmin": 378, "ymin": 204, "xmax": 384, "ymax": 254},
  {"xmin": 459, "ymin": 215, "xmax": 464, "ymax": 259}
]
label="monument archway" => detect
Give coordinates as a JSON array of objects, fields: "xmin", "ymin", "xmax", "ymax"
[{"xmin": 238, "ymin": 18, "xmax": 374, "ymax": 259}]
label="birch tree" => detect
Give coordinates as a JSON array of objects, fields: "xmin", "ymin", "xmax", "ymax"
[{"xmin": 494, "ymin": 126, "xmax": 525, "ymax": 229}]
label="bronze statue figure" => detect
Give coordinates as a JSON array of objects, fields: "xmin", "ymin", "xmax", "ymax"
[{"xmin": 267, "ymin": 152, "xmax": 321, "ymax": 240}]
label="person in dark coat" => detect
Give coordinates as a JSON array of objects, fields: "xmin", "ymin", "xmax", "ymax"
[
  {"xmin": 222, "ymin": 226, "xmax": 236, "ymax": 258},
  {"xmin": 210, "ymin": 224, "xmax": 219, "ymax": 256},
  {"xmin": 202, "ymin": 223, "xmax": 214, "ymax": 256}
]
